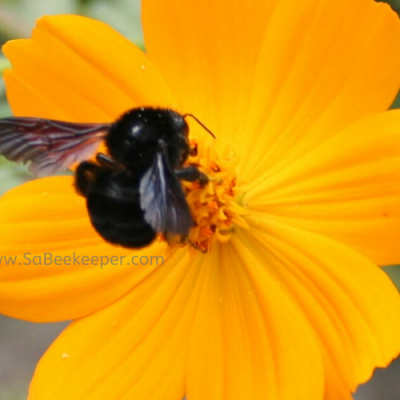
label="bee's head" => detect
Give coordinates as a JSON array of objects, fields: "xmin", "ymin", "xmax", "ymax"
[{"xmin": 106, "ymin": 107, "xmax": 190, "ymax": 170}]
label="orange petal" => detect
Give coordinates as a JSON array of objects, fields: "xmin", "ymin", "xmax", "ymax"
[
  {"xmin": 143, "ymin": 0, "xmax": 279, "ymax": 140},
  {"xmin": 0, "ymin": 176, "xmax": 173, "ymax": 322},
  {"xmin": 186, "ymin": 244, "xmax": 324, "ymax": 400},
  {"xmin": 143, "ymin": 0, "xmax": 400, "ymax": 177},
  {"xmin": 27, "ymin": 251, "xmax": 203, "ymax": 400},
  {"xmin": 239, "ymin": 0, "xmax": 400, "ymax": 181},
  {"xmin": 246, "ymin": 109, "xmax": 400, "ymax": 266},
  {"xmin": 3, "ymin": 15, "xmax": 177, "ymax": 122},
  {"xmin": 242, "ymin": 218, "xmax": 400, "ymax": 398}
]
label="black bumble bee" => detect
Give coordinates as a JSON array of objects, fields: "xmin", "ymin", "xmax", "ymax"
[{"xmin": 0, "ymin": 107, "xmax": 213, "ymax": 248}]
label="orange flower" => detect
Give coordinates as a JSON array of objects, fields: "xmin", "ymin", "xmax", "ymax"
[{"xmin": 1, "ymin": 0, "xmax": 400, "ymax": 399}]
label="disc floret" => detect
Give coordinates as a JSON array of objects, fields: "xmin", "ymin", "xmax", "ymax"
[{"xmin": 183, "ymin": 137, "xmax": 248, "ymax": 252}]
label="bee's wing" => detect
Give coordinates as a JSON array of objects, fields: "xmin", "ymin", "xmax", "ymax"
[
  {"xmin": 139, "ymin": 149, "xmax": 193, "ymax": 236},
  {"xmin": 0, "ymin": 117, "xmax": 110, "ymax": 176}
]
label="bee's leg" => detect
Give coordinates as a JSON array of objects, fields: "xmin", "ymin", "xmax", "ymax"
[
  {"xmin": 175, "ymin": 166, "xmax": 208, "ymax": 186},
  {"xmin": 75, "ymin": 161, "xmax": 102, "ymax": 196},
  {"xmin": 96, "ymin": 153, "xmax": 125, "ymax": 170}
]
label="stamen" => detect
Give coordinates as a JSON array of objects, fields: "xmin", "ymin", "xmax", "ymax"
[{"xmin": 182, "ymin": 136, "xmax": 248, "ymax": 252}]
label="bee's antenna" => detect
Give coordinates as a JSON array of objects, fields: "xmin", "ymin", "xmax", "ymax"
[{"xmin": 183, "ymin": 114, "xmax": 216, "ymax": 139}]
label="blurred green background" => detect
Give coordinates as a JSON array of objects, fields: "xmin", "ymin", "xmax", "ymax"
[{"xmin": 0, "ymin": 0, "xmax": 399, "ymax": 399}]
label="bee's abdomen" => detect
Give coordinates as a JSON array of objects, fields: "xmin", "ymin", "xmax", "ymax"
[{"xmin": 85, "ymin": 170, "xmax": 156, "ymax": 248}]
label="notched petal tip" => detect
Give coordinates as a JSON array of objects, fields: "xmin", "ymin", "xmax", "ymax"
[
  {"xmin": 243, "ymin": 218, "xmax": 400, "ymax": 395},
  {"xmin": 3, "ymin": 14, "xmax": 177, "ymax": 121}
]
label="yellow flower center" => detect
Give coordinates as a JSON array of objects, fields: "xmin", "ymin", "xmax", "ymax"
[{"xmin": 181, "ymin": 136, "xmax": 249, "ymax": 252}]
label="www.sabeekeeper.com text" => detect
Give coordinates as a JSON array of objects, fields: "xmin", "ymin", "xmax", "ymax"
[{"xmin": 0, "ymin": 253, "xmax": 164, "ymax": 268}]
